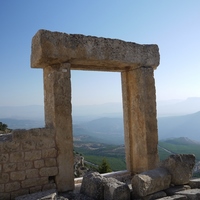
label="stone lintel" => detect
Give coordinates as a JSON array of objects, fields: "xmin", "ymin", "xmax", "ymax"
[{"xmin": 31, "ymin": 29, "xmax": 160, "ymax": 71}]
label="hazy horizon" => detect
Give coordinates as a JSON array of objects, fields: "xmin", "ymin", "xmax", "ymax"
[{"xmin": 1, "ymin": 97, "xmax": 200, "ymax": 120}]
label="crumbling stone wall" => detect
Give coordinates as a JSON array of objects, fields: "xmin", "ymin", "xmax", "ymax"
[{"xmin": 0, "ymin": 128, "xmax": 58, "ymax": 200}]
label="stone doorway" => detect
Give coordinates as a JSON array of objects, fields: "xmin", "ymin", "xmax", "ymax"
[
  {"xmin": 31, "ymin": 29, "xmax": 160, "ymax": 192},
  {"xmin": 72, "ymin": 70, "xmax": 125, "ymax": 175}
]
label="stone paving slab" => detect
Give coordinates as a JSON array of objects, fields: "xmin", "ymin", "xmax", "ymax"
[
  {"xmin": 176, "ymin": 188, "xmax": 200, "ymax": 200},
  {"xmin": 189, "ymin": 178, "xmax": 200, "ymax": 189},
  {"xmin": 15, "ymin": 189, "xmax": 57, "ymax": 200}
]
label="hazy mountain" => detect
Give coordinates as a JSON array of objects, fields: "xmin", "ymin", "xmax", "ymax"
[
  {"xmin": 0, "ymin": 105, "xmax": 44, "ymax": 120},
  {"xmin": 158, "ymin": 111, "xmax": 200, "ymax": 141},
  {"xmin": 80, "ymin": 117, "xmax": 123, "ymax": 134},
  {"xmin": 1, "ymin": 97, "xmax": 200, "ymax": 120},
  {"xmin": 73, "ymin": 118, "xmax": 124, "ymax": 145},
  {"xmin": 72, "ymin": 102, "xmax": 123, "ymax": 117},
  {"xmin": 1, "ymin": 97, "xmax": 200, "ymax": 143},
  {"xmin": 157, "ymin": 97, "xmax": 200, "ymax": 117}
]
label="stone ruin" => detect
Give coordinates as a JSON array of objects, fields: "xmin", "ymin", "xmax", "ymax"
[{"xmin": 1, "ymin": 30, "xmax": 199, "ymax": 199}]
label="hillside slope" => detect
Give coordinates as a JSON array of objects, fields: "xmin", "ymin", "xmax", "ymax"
[{"xmin": 158, "ymin": 111, "xmax": 200, "ymax": 141}]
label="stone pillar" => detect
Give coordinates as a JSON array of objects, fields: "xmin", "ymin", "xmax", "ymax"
[
  {"xmin": 121, "ymin": 66, "xmax": 159, "ymax": 173},
  {"xmin": 43, "ymin": 63, "xmax": 74, "ymax": 191}
]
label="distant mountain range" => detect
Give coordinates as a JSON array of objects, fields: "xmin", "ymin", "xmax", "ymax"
[
  {"xmin": 157, "ymin": 97, "xmax": 200, "ymax": 117},
  {"xmin": 75, "ymin": 111, "xmax": 200, "ymax": 144},
  {"xmin": 1, "ymin": 97, "xmax": 200, "ymax": 143},
  {"xmin": 1, "ymin": 97, "xmax": 200, "ymax": 120},
  {"xmin": 158, "ymin": 111, "xmax": 200, "ymax": 141}
]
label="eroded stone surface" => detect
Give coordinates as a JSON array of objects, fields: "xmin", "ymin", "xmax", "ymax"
[
  {"xmin": 80, "ymin": 172, "xmax": 130, "ymax": 200},
  {"xmin": 131, "ymin": 167, "xmax": 171, "ymax": 197},
  {"xmin": 31, "ymin": 29, "xmax": 160, "ymax": 70},
  {"xmin": 80, "ymin": 172, "xmax": 105, "ymax": 200},
  {"xmin": 104, "ymin": 177, "xmax": 130, "ymax": 200},
  {"xmin": 161, "ymin": 154, "xmax": 195, "ymax": 185}
]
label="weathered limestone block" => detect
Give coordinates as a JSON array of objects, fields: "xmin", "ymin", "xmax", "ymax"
[
  {"xmin": 190, "ymin": 178, "xmax": 200, "ymax": 189},
  {"xmin": 44, "ymin": 158, "xmax": 57, "ymax": 167},
  {"xmin": 12, "ymin": 129, "xmax": 30, "ymax": 141},
  {"xmin": 22, "ymin": 140, "xmax": 36, "ymax": 151},
  {"xmin": 81, "ymin": 172, "xmax": 130, "ymax": 200},
  {"xmin": 21, "ymin": 177, "xmax": 48, "ymax": 188},
  {"xmin": 10, "ymin": 152, "xmax": 24, "ymax": 162},
  {"xmin": 36, "ymin": 138, "xmax": 56, "ymax": 149},
  {"xmin": 0, "ymin": 173, "xmax": 9, "ymax": 184},
  {"xmin": 176, "ymin": 189, "xmax": 200, "ymax": 199},
  {"xmin": 26, "ymin": 169, "xmax": 39, "ymax": 178},
  {"xmin": 34, "ymin": 160, "xmax": 45, "ymax": 168},
  {"xmin": 17, "ymin": 161, "xmax": 33, "ymax": 170},
  {"xmin": 31, "ymin": 29, "xmax": 160, "ymax": 70},
  {"xmin": 3, "ymin": 163, "xmax": 17, "ymax": 172},
  {"xmin": 43, "ymin": 63, "xmax": 74, "ymax": 192},
  {"xmin": 0, "ymin": 184, "xmax": 4, "ymax": 192},
  {"xmin": 3, "ymin": 141, "xmax": 20, "ymax": 152},
  {"xmin": 5, "ymin": 181, "xmax": 20, "ymax": 192},
  {"xmin": 132, "ymin": 167, "xmax": 171, "ymax": 197},
  {"xmin": 39, "ymin": 167, "xmax": 58, "ymax": 177},
  {"xmin": 25, "ymin": 150, "xmax": 41, "ymax": 161},
  {"xmin": 80, "ymin": 172, "xmax": 105, "ymax": 200},
  {"xmin": 104, "ymin": 177, "xmax": 130, "ymax": 200},
  {"xmin": 42, "ymin": 148, "xmax": 57, "ymax": 158},
  {"xmin": 10, "ymin": 171, "xmax": 26, "ymax": 181},
  {"xmin": 161, "ymin": 154, "xmax": 195, "ymax": 185},
  {"xmin": 0, "ymin": 153, "xmax": 9, "ymax": 163},
  {"xmin": 122, "ymin": 67, "xmax": 158, "ymax": 173}
]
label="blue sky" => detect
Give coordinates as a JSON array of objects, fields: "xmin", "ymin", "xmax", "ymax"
[{"xmin": 1, "ymin": 1, "xmax": 200, "ymax": 106}]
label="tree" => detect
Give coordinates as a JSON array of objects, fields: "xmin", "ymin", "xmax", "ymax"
[
  {"xmin": 98, "ymin": 158, "xmax": 112, "ymax": 174},
  {"xmin": 0, "ymin": 122, "xmax": 11, "ymax": 133}
]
